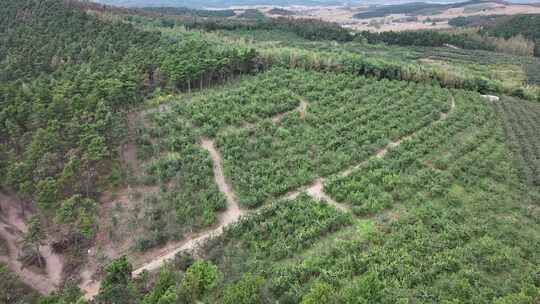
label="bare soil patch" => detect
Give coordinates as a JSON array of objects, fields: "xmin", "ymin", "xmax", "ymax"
[{"xmin": 0, "ymin": 192, "xmax": 63, "ymax": 295}]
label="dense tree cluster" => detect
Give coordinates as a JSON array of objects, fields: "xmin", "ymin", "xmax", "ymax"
[
  {"xmin": 358, "ymin": 30, "xmax": 494, "ymax": 51},
  {"xmin": 141, "ymin": 6, "xmax": 236, "ymax": 18},
  {"xmin": 183, "ymin": 17, "xmax": 353, "ymax": 42},
  {"xmin": 156, "ymin": 36, "xmax": 258, "ymax": 93},
  {"xmin": 448, "ymin": 14, "xmax": 540, "ymax": 57},
  {"xmin": 267, "ymin": 7, "xmax": 296, "ymax": 16},
  {"xmin": 0, "ymin": 0, "xmax": 258, "ymax": 256},
  {"xmin": 0, "ymin": 0, "xmax": 159, "ymax": 245},
  {"xmin": 353, "ymin": 0, "xmax": 483, "ymax": 19},
  {"xmin": 448, "ymin": 14, "xmax": 502, "ymax": 28},
  {"xmin": 487, "ymin": 14, "xmax": 540, "ymax": 57}
]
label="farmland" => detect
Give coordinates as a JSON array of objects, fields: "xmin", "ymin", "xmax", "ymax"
[
  {"xmin": 494, "ymin": 97, "xmax": 540, "ymax": 189},
  {"xmin": 2, "ymin": 1, "xmax": 540, "ymax": 303},
  {"xmin": 130, "ymin": 67, "xmax": 540, "ymax": 303}
]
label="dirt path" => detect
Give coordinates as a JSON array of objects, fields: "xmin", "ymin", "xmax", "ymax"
[
  {"xmin": 131, "ymin": 139, "xmax": 245, "ymax": 274},
  {"xmin": 201, "ymin": 138, "xmax": 244, "ymax": 226},
  {"xmin": 82, "ymin": 138, "xmax": 246, "ymax": 300},
  {"xmin": 287, "ymin": 97, "xmax": 456, "ymax": 205},
  {"xmin": 272, "ymin": 99, "xmax": 309, "ymax": 123},
  {"xmin": 0, "ymin": 193, "xmax": 63, "ymax": 295},
  {"xmin": 81, "ymin": 96, "xmax": 456, "ymax": 299},
  {"xmin": 287, "ymin": 178, "xmax": 350, "ymax": 212}
]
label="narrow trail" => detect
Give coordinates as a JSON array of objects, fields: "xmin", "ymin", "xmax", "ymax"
[
  {"xmin": 81, "ymin": 96, "xmax": 456, "ymax": 299},
  {"xmin": 285, "ymin": 97, "xmax": 456, "ymax": 206},
  {"xmin": 272, "ymin": 99, "xmax": 309, "ymax": 123},
  {"xmin": 83, "ymin": 138, "xmax": 246, "ymax": 300},
  {"xmin": 0, "ymin": 193, "xmax": 63, "ymax": 295},
  {"xmin": 287, "ymin": 179, "xmax": 350, "ymax": 212},
  {"xmin": 200, "ymin": 138, "xmax": 245, "ymax": 226}
]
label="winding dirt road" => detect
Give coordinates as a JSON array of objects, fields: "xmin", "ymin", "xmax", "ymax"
[
  {"xmin": 132, "ymin": 138, "xmax": 246, "ymax": 275},
  {"xmin": 285, "ymin": 97, "xmax": 456, "ymax": 205},
  {"xmin": 81, "ymin": 96, "xmax": 456, "ymax": 299},
  {"xmin": 82, "ymin": 138, "xmax": 246, "ymax": 300}
]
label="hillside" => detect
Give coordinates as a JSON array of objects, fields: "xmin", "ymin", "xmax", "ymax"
[
  {"xmin": 94, "ymin": 0, "xmax": 352, "ymax": 8},
  {"xmin": 1, "ymin": 0, "xmax": 540, "ymax": 303}
]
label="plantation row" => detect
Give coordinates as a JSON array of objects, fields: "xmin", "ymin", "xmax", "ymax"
[
  {"xmin": 176, "ymin": 90, "xmax": 540, "ymax": 303},
  {"xmin": 203, "ymin": 195, "xmax": 352, "ymax": 263},
  {"xmin": 152, "ymin": 69, "xmax": 451, "ymax": 208},
  {"xmin": 325, "ymin": 91, "xmax": 494, "ymax": 214},
  {"xmin": 493, "ymin": 97, "xmax": 540, "ymax": 188},
  {"xmin": 126, "ymin": 114, "xmax": 227, "ymax": 251},
  {"xmin": 217, "ymin": 74, "xmax": 450, "ymax": 207}
]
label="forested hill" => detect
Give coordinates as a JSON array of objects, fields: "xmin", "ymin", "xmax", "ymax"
[
  {"xmin": 95, "ymin": 0, "xmax": 350, "ymax": 8},
  {"xmin": 0, "ymin": 0, "xmax": 153, "ymax": 257},
  {"xmin": 0, "ymin": 0, "xmax": 159, "ymax": 81},
  {"xmin": 487, "ymin": 14, "xmax": 540, "ymax": 56},
  {"xmin": 0, "ymin": 0, "xmax": 257, "ymax": 255}
]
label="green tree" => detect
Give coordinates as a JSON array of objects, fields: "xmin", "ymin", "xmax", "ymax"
[
  {"xmin": 95, "ymin": 256, "xmax": 138, "ymax": 304},
  {"xmin": 223, "ymin": 274, "xmax": 264, "ymax": 304},
  {"xmin": 341, "ymin": 272, "xmax": 384, "ymax": 304},
  {"xmin": 180, "ymin": 261, "xmax": 221, "ymax": 302},
  {"xmin": 301, "ymin": 282, "xmax": 337, "ymax": 304},
  {"xmin": 142, "ymin": 266, "xmax": 179, "ymax": 304},
  {"xmin": 22, "ymin": 216, "xmax": 46, "ymax": 268},
  {"xmin": 36, "ymin": 177, "xmax": 59, "ymax": 211}
]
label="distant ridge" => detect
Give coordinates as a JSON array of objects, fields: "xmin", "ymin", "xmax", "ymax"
[{"xmin": 354, "ymin": 0, "xmax": 510, "ymax": 19}]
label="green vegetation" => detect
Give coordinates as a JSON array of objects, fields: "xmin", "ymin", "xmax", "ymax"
[
  {"xmin": 94, "ymin": 195, "xmax": 352, "ymax": 303},
  {"xmin": 128, "ymin": 110, "xmax": 227, "ymax": 250},
  {"xmin": 449, "ymin": 14, "xmax": 540, "ymax": 57},
  {"xmin": 359, "ymin": 30, "xmax": 494, "ymax": 51},
  {"xmin": 141, "ymin": 6, "xmax": 236, "ymax": 18},
  {"xmin": 3, "ymin": 1, "xmax": 540, "ymax": 303},
  {"xmin": 0, "ymin": 0, "xmax": 159, "ymax": 246},
  {"xmin": 487, "ymin": 14, "xmax": 540, "ymax": 57},
  {"xmin": 146, "ymin": 68, "xmax": 450, "ymax": 207},
  {"xmin": 182, "ymin": 17, "xmax": 353, "ymax": 42},
  {"xmin": 238, "ymin": 9, "xmax": 267, "ymax": 20},
  {"xmin": 268, "ymin": 7, "xmax": 296, "ymax": 16},
  {"xmin": 353, "ymin": 0, "xmax": 486, "ymax": 19},
  {"xmin": 204, "ymin": 195, "xmax": 352, "ymax": 261},
  {"xmin": 449, "ymin": 14, "xmax": 502, "ymax": 27},
  {"xmin": 217, "ymin": 71, "xmax": 449, "ymax": 207},
  {"xmin": 102, "ymin": 86, "xmax": 540, "ymax": 303},
  {"xmin": 0, "ymin": 0, "xmax": 257, "ymax": 257},
  {"xmin": 0, "ymin": 264, "xmax": 40, "ymax": 304},
  {"xmin": 493, "ymin": 97, "xmax": 540, "ymax": 189}
]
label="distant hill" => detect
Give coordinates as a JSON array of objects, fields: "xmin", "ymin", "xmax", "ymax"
[
  {"xmin": 94, "ymin": 0, "xmax": 353, "ymax": 8},
  {"xmin": 353, "ymin": 0, "xmax": 509, "ymax": 19},
  {"xmin": 141, "ymin": 6, "xmax": 236, "ymax": 17},
  {"xmin": 93, "ymin": 0, "xmax": 540, "ymax": 8}
]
